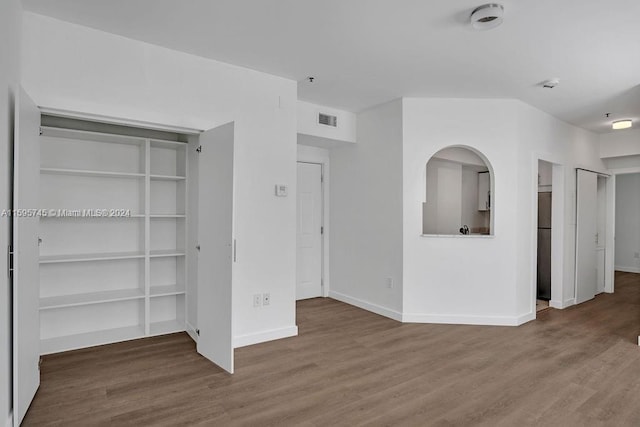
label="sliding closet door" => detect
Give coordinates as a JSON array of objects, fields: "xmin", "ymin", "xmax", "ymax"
[
  {"xmin": 575, "ymin": 169, "xmax": 597, "ymax": 305},
  {"xmin": 13, "ymin": 88, "xmax": 41, "ymax": 426},
  {"xmin": 196, "ymin": 122, "xmax": 234, "ymax": 374}
]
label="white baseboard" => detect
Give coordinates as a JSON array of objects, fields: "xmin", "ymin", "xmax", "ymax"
[
  {"xmin": 402, "ymin": 312, "xmax": 528, "ymax": 326},
  {"xmin": 615, "ymin": 265, "xmax": 640, "ymax": 274},
  {"xmin": 328, "ymin": 291, "xmax": 403, "ymax": 322},
  {"xmin": 516, "ymin": 312, "xmax": 536, "ymax": 325},
  {"xmin": 549, "ymin": 298, "xmax": 575, "ymax": 309},
  {"xmin": 185, "ymin": 321, "xmax": 198, "ymax": 343},
  {"xmin": 233, "ymin": 325, "xmax": 298, "ymax": 348}
]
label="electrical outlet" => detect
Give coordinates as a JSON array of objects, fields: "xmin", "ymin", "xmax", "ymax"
[
  {"xmin": 634, "ymin": 252, "xmax": 640, "ymax": 259},
  {"xmin": 263, "ymin": 293, "xmax": 270, "ymax": 306},
  {"xmin": 385, "ymin": 277, "xmax": 394, "ymax": 289},
  {"xmin": 253, "ymin": 294, "xmax": 262, "ymax": 307}
]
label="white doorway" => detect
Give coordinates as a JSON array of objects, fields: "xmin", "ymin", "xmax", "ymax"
[
  {"xmin": 296, "ymin": 162, "xmax": 323, "ymax": 300},
  {"xmin": 533, "ymin": 158, "xmax": 565, "ymax": 315}
]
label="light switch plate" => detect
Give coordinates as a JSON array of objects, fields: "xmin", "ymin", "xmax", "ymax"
[{"xmin": 275, "ymin": 184, "xmax": 288, "ymax": 197}]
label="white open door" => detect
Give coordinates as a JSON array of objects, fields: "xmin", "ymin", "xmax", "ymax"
[
  {"xmin": 196, "ymin": 122, "xmax": 234, "ymax": 374},
  {"xmin": 296, "ymin": 162, "xmax": 323, "ymax": 300},
  {"xmin": 13, "ymin": 88, "xmax": 41, "ymax": 425},
  {"xmin": 575, "ymin": 169, "xmax": 597, "ymax": 305}
]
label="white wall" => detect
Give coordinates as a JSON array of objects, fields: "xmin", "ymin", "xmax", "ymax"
[
  {"xmin": 297, "ymin": 101, "xmax": 356, "ymax": 143},
  {"xmin": 403, "ymin": 98, "xmax": 520, "ymax": 324},
  {"xmin": 329, "ymin": 99, "xmax": 403, "ymax": 317},
  {"xmin": 538, "ymin": 159, "xmax": 553, "ymax": 191},
  {"xmin": 515, "ymin": 102, "xmax": 606, "ymax": 312},
  {"xmin": 405, "ymin": 98, "xmax": 605, "ymax": 324},
  {"xmin": 0, "ymin": 0, "xmax": 21, "ymax": 423},
  {"xmin": 614, "ymin": 173, "xmax": 640, "ymax": 273},
  {"xmin": 22, "ymin": 12, "xmax": 298, "ymax": 346},
  {"xmin": 599, "ymin": 128, "xmax": 640, "ymax": 159},
  {"xmin": 424, "ymin": 158, "xmax": 462, "ymax": 235}
]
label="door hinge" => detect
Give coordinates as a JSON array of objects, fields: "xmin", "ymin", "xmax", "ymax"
[
  {"xmin": 7, "ymin": 245, "xmax": 14, "ymax": 279},
  {"xmin": 233, "ymin": 239, "xmax": 237, "ymax": 262},
  {"xmin": 196, "ymin": 145, "xmax": 202, "ymax": 153},
  {"xmin": 196, "ymin": 244, "xmax": 201, "ymax": 252},
  {"xmin": 321, "ymin": 226, "xmax": 324, "ymax": 235},
  {"xmin": 321, "ymin": 174, "xmax": 324, "ymax": 183}
]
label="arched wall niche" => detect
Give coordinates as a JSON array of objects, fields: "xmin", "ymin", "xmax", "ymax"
[{"xmin": 422, "ymin": 145, "xmax": 494, "ymax": 236}]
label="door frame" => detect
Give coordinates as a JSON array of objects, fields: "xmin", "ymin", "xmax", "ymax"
[
  {"xmin": 604, "ymin": 165, "xmax": 640, "ymax": 293},
  {"xmin": 531, "ymin": 155, "xmax": 565, "ymax": 317},
  {"xmin": 296, "ymin": 148, "xmax": 329, "ymax": 297}
]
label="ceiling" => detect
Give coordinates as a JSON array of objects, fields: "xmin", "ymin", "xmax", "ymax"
[{"xmin": 22, "ymin": 0, "xmax": 640, "ymax": 133}]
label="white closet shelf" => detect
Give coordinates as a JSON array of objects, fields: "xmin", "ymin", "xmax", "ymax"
[
  {"xmin": 149, "ymin": 320, "xmax": 185, "ymax": 337},
  {"xmin": 150, "ymin": 139, "xmax": 187, "ymax": 149},
  {"xmin": 149, "ymin": 250, "xmax": 186, "ymax": 258},
  {"xmin": 41, "ymin": 168, "xmax": 145, "ymax": 179},
  {"xmin": 40, "ymin": 325, "xmax": 145, "ymax": 355},
  {"xmin": 40, "ymin": 126, "xmax": 146, "ymax": 146},
  {"xmin": 40, "ymin": 288, "xmax": 145, "ymax": 310},
  {"xmin": 150, "ymin": 285, "xmax": 185, "ymax": 297},
  {"xmin": 40, "ymin": 251, "xmax": 146, "ymax": 264},
  {"xmin": 150, "ymin": 174, "xmax": 186, "ymax": 181}
]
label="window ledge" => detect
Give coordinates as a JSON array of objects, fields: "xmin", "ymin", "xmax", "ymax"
[{"xmin": 420, "ymin": 234, "xmax": 494, "ymax": 239}]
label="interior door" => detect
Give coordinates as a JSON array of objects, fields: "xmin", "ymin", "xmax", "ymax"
[
  {"xmin": 575, "ymin": 169, "xmax": 598, "ymax": 305},
  {"xmin": 196, "ymin": 122, "xmax": 234, "ymax": 374},
  {"xmin": 13, "ymin": 87, "xmax": 41, "ymax": 426},
  {"xmin": 296, "ymin": 162, "xmax": 322, "ymax": 300}
]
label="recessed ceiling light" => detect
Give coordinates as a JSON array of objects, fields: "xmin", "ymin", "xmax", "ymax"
[
  {"xmin": 612, "ymin": 119, "xmax": 632, "ymax": 130},
  {"xmin": 470, "ymin": 4, "xmax": 504, "ymax": 30}
]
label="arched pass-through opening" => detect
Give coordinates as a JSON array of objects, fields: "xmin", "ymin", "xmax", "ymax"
[{"xmin": 422, "ymin": 145, "xmax": 494, "ymax": 236}]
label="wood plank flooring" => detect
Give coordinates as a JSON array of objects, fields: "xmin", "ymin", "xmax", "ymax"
[{"xmin": 24, "ymin": 272, "xmax": 640, "ymax": 426}]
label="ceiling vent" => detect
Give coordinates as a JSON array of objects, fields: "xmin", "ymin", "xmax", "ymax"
[{"xmin": 318, "ymin": 113, "xmax": 338, "ymax": 127}]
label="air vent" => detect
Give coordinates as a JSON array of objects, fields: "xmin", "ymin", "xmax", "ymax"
[{"xmin": 318, "ymin": 113, "xmax": 338, "ymax": 127}]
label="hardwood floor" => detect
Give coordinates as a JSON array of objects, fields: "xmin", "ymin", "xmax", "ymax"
[{"xmin": 24, "ymin": 272, "xmax": 640, "ymax": 426}]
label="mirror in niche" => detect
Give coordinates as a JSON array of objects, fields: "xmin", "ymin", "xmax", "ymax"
[{"xmin": 422, "ymin": 146, "xmax": 493, "ymax": 236}]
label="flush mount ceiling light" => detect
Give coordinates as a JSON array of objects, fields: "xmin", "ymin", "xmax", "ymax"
[
  {"xmin": 470, "ymin": 3, "xmax": 504, "ymax": 30},
  {"xmin": 612, "ymin": 119, "xmax": 632, "ymax": 130}
]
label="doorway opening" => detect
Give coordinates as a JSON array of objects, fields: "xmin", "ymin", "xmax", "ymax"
[
  {"xmin": 533, "ymin": 159, "xmax": 565, "ymax": 316},
  {"xmin": 536, "ymin": 160, "xmax": 553, "ymax": 312}
]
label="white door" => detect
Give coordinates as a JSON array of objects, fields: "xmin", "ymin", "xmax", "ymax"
[
  {"xmin": 296, "ymin": 162, "xmax": 323, "ymax": 300},
  {"xmin": 196, "ymin": 122, "xmax": 234, "ymax": 374},
  {"xmin": 575, "ymin": 169, "xmax": 598, "ymax": 305},
  {"xmin": 595, "ymin": 176, "xmax": 607, "ymax": 294},
  {"xmin": 13, "ymin": 88, "xmax": 41, "ymax": 426}
]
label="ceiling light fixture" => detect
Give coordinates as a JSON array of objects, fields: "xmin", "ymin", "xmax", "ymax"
[
  {"xmin": 470, "ymin": 4, "xmax": 504, "ymax": 30},
  {"xmin": 612, "ymin": 119, "xmax": 632, "ymax": 130}
]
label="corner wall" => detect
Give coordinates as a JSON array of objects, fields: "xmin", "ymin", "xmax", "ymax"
[
  {"xmin": 329, "ymin": 99, "xmax": 403, "ymax": 317},
  {"xmin": 21, "ymin": 12, "xmax": 298, "ymax": 347},
  {"xmin": 402, "ymin": 98, "xmax": 605, "ymax": 325},
  {"xmin": 402, "ymin": 98, "xmax": 521, "ymax": 324},
  {"xmin": 1, "ymin": 0, "xmax": 22, "ymax": 423}
]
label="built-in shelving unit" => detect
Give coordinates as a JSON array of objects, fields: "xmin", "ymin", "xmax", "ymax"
[{"xmin": 38, "ymin": 126, "xmax": 188, "ymax": 354}]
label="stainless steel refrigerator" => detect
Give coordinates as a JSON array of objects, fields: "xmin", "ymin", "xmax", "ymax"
[{"xmin": 537, "ymin": 192, "xmax": 552, "ymax": 300}]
